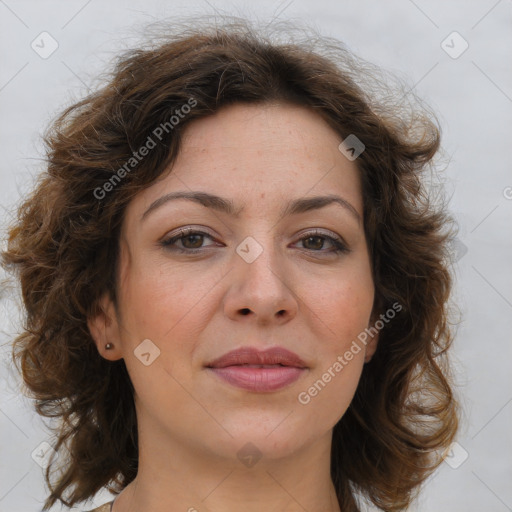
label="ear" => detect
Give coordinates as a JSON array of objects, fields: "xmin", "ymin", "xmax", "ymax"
[
  {"xmin": 364, "ymin": 310, "xmax": 381, "ymax": 363},
  {"xmin": 87, "ymin": 292, "xmax": 123, "ymax": 361},
  {"xmin": 364, "ymin": 330, "xmax": 379, "ymax": 363}
]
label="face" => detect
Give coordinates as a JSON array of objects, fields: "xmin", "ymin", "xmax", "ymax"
[{"xmin": 89, "ymin": 102, "xmax": 378, "ymax": 465}]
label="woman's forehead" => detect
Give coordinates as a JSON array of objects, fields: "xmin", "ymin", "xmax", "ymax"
[
  {"xmin": 128, "ymin": 103, "xmax": 364, "ymax": 222},
  {"xmin": 179, "ymin": 102, "xmax": 340, "ymax": 149}
]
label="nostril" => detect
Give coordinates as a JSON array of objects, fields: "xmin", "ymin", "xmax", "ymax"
[{"xmin": 240, "ymin": 308, "xmax": 251, "ymax": 315}]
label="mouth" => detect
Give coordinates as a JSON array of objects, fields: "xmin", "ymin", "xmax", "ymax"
[{"xmin": 205, "ymin": 347, "xmax": 308, "ymax": 392}]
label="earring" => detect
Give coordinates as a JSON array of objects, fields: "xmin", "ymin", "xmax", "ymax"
[{"xmin": 105, "ymin": 343, "xmax": 114, "ymax": 350}]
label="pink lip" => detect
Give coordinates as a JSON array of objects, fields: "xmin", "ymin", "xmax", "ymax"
[{"xmin": 206, "ymin": 347, "xmax": 308, "ymax": 392}]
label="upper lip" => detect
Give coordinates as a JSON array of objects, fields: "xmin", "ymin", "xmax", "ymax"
[{"xmin": 206, "ymin": 347, "xmax": 307, "ymax": 369}]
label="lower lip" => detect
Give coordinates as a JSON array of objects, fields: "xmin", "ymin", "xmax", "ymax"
[{"xmin": 208, "ymin": 366, "xmax": 306, "ymax": 392}]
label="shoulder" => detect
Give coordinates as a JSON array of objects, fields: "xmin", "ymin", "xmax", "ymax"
[{"xmin": 83, "ymin": 501, "xmax": 114, "ymax": 512}]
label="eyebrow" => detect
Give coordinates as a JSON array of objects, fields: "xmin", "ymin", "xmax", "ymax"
[{"xmin": 141, "ymin": 191, "xmax": 361, "ymax": 223}]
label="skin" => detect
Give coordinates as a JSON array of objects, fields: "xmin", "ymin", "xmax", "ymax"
[{"xmin": 88, "ymin": 102, "xmax": 379, "ymax": 512}]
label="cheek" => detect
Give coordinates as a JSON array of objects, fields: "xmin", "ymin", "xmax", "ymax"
[
  {"xmin": 119, "ymin": 258, "xmax": 211, "ymax": 343},
  {"xmin": 306, "ymin": 266, "xmax": 374, "ymax": 349},
  {"xmin": 293, "ymin": 264, "xmax": 373, "ymax": 425},
  {"xmin": 302, "ymin": 360, "xmax": 364, "ymax": 441},
  {"xmin": 118, "ymin": 260, "xmax": 210, "ymax": 418},
  {"xmin": 295, "ymin": 285, "xmax": 371, "ymax": 431}
]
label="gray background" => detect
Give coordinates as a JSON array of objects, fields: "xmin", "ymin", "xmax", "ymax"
[{"xmin": 1, "ymin": 1, "xmax": 511, "ymax": 511}]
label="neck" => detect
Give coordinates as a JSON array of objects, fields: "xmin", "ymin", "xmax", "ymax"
[{"xmin": 112, "ymin": 414, "xmax": 341, "ymax": 512}]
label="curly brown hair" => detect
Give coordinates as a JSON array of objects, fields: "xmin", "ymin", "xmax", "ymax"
[{"xmin": 1, "ymin": 16, "xmax": 458, "ymax": 512}]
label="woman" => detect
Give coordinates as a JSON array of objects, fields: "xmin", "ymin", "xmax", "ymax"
[{"xmin": 2, "ymin": 16, "xmax": 458, "ymax": 512}]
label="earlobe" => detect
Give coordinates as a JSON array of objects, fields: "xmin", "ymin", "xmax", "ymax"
[
  {"xmin": 364, "ymin": 334, "xmax": 379, "ymax": 363},
  {"xmin": 364, "ymin": 309, "xmax": 381, "ymax": 363},
  {"xmin": 87, "ymin": 293, "xmax": 123, "ymax": 361}
]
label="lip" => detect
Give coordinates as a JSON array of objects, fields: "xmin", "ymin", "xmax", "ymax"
[{"xmin": 205, "ymin": 347, "xmax": 308, "ymax": 392}]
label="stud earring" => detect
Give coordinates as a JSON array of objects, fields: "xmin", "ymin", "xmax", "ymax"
[{"xmin": 105, "ymin": 343, "xmax": 114, "ymax": 350}]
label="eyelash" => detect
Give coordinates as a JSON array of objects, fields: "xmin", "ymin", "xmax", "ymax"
[{"xmin": 160, "ymin": 228, "xmax": 349, "ymax": 255}]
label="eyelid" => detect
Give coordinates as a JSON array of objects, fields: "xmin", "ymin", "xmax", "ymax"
[
  {"xmin": 162, "ymin": 226, "xmax": 344, "ymax": 242},
  {"xmin": 160, "ymin": 226, "xmax": 220, "ymax": 247},
  {"xmin": 296, "ymin": 227, "xmax": 346, "ymax": 243},
  {"xmin": 165, "ymin": 226, "xmax": 216, "ymax": 239},
  {"xmin": 295, "ymin": 228, "xmax": 350, "ymax": 253},
  {"xmin": 160, "ymin": 226, "xmax": 350, "ymax": 254}
]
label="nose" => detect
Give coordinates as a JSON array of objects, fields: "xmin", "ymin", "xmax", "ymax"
[{"xmin": 223, "ymin": 238, "xmax": 299, "ymax": 326}]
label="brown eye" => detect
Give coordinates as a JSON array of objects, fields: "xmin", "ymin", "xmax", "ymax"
[
  {"xmin": 160, "ymin": 229, "xmax": 217, "ymax": 253},
  {"xmin": 181, "ymin": 233, "xmax": 205, "ymax": 249},
  {"xmin": 302, "ymin": 236, "xmax": 325, "ymax": 250},
  {"xmin": 296, "ymin": 231, "xmax": 349, "ymax": 254}
]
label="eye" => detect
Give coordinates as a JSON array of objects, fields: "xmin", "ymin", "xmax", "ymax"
[
  {"xmin": 160, "ymin": 228, "xmax": 218, "ymax": 253},
  {"xmin": 160, "ymin": 227, "xmax": 349, "ymax": 255},
  {"xmin": 294, "ymin": 229, "xmax": 349, "ymax": 254}
]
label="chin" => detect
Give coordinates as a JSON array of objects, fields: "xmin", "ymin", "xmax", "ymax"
[{"xmin": 205, "ymin": 414, "xmax": 315, "ymax": 462}]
